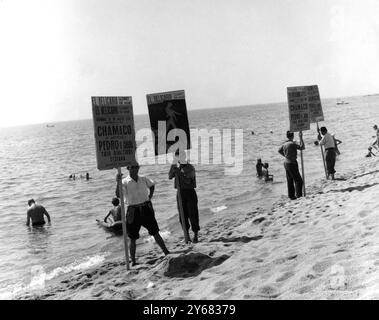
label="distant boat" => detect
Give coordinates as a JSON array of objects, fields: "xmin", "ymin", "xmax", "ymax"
[
  {"xmin": 46, "ymin": 124, "xmax": 55, "ymax": 128},
  {"xmin": 336, "ymin": 100, "xmax": 349, "ymax": 105}
]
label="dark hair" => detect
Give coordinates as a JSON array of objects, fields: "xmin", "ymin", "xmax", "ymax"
[
  {"xmin": 112, "ymin": 198, "xmax": 120, "ymax": 206},
  {"xmin": 28, "ymin": 199, "xmax": 35, "ymax": 206},
  {"xmin": 286, "ymin": 131, "xmax": 294, "ymax": 139},
  {"xmin": 264, "ymin": 163, "xmax": 269, "ymax": 168},
  {"xmin": 127, "ymin": 162, "xmax": 139, "ymax": 170},
  {"xmin": 320, "ymin": 126, "xmax": 327, "ymax": 133}
]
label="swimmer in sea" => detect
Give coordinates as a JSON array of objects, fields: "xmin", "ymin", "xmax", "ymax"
[
  {"xmin": 256, "ymin": 158, "xmax": 264, "ymax": 177},
  {"xmin": 26, "ymin": 199, "xmax": 51, "ymax": 227}
]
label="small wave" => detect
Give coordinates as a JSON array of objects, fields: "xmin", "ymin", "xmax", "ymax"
[
  {"xmin": 210, "ymin": 205, "xmax": 227, "ymax": 213},
  {"xmin": 0, "ymin": 254, "xmax": 107, "ymax": 299},
  {"xmin": 144, "ymin": 230, "xmax": 171, "ymax": 243}
]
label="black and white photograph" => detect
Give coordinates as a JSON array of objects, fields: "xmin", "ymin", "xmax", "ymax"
[{"xmin": 1, "ymin": 0, "xmax": 379, "ymax": 307}]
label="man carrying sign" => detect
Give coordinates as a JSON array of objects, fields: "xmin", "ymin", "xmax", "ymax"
[
  {"xmin": 116, "ymin": 163, "xmax": 170, "ymax": 266},
  {"xmin": 169, "ymin": 150, "xmax": 200, "ymax": 243},
  {"xmin": 318, "ymin": 126, "xmax": 337, "ymax": 180},
  {"xmin": 278, "ymin": 131, "xmax": 305, "ymax": 200}
]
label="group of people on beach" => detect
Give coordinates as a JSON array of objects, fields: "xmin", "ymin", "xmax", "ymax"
[
  {"xmin": 102, "ymin": 149, "xmax": 200, "ymax": 266},
  {"xmin": 277, "ymin": 126, "xmax": 339, "ymax": 200},
  {"xmin": 256, "ymin": 126, "xmax": 341, "ymax": 200},
  {"xmin": 25, "ymin": 123, "xmax": 378, "ymax": 266},
  {"xmin": 26, "ymin": 150, "xmax": 200, "ymax": 266}
]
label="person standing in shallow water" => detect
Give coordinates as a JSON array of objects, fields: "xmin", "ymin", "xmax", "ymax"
[
  {"xmin": 278, "ymin": 131, "xmax": 305, "ymax": 200},
  {"xmin": 26, "ymin": 199, "xmax": 51, "ymax": 227},
  {"xmin": 256, "ymin": 158, "xmax": 264, "ymax": 177},
  {"xmin": 116, "ymin": 163, "xmax": 169, "ymax": 266},
  {"xmin": 169, "ymin": 150, "xmax": 200, "ymax": 243},
  {"xmin": 318, "ymin": 126, "xmax": 337, "ymax": 180}
]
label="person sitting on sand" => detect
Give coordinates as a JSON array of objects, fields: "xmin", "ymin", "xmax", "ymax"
[
  {"xmin": 262, "ymin": 163, "xmax": 274, "ymax": 182},
  {"xmin": 169, "ymin": 150, "xmax": 200, "ymax": 243},
  {"xmin": 318, "ymin": 126, "xmax": 337, "ymax": 180},
  {"xmin": 116, "ymin": 163, "xmax": 169, "ymax": 266},
  {"xmin": 278, "ymin": 131, "xmax": 305, "ymax": 200},
  {"xmin": 26, "ymin": 199, "xmax": 51, "ymax": 227},
  {"xmin": 365, "ymin": 147, "xmax": 376, "ymax": 157},
  {"xmin": 103, "ymin": 198, "xmax": 122, "ymax": 223},
  {"xmin": 256, "ymin": 158, "xmax": 264, "ymax": 177}
]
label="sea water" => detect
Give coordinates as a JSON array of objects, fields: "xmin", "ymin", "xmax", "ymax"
[{"xmin": 0, "ymin": 94, "xmax": 378, "ymax": 298}]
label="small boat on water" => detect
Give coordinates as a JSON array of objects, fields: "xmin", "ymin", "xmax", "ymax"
[
  {"xmin": 336, "ymin": 100, "xmax": 349, "ymax": 105},
  {"xmin": 46, "ymin": 124, "xmax": 55, "ymax": 128}
]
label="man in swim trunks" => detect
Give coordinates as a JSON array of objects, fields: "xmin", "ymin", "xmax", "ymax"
[
  {"xmin": 103, "ymin": 197, "xmax": 122, "ymax": 223},
  {"xmin": 26, "ymin": 199, "xmax": 51, "ymax": 227},
  {"xmin": 116, "ymin": 163, "xmax": 169, "ymax": 266}
]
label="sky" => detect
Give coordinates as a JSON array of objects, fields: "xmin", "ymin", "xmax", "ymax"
[{"xmin": 0, "ymin": 0, "xmax": 378, "ymax": 127}]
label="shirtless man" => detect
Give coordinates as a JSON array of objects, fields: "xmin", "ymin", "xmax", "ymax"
[
  {"xmin": 103, "ymin": 198, "xmax": 122, "ymax": 223},
  {"xmin": 26, "ymin": 199, "xmax": 51, "ymax": 227}
]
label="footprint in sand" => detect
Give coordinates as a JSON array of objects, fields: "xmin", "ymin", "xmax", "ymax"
[
  {"xmin": 276, "ymin": 271, "xmax": 294, "ymax": 282},
  {"xmin": 312, "ymin": 260, "xmax": 332, "ymax": 273},
  {"xmin": 237, "ymin": 269, "xmax": 258, "ymax": 280},
  {"xmin": 257, "ymin": 285, "xmax": 281, "ymax": 298},
  {"xmin": 296, "ymin": 285, "xmax": 313, "ymax": 295},
  {"xmin": 358, "ymin": 210, "xmax": 370, "ymax": 218},
  {"xmin": 212, "ymin": 280, "xmax": 231, "ymax": 295},
  {"xmin": 179, "ymin": 289, "xmax": 192, "ymax": 296}
]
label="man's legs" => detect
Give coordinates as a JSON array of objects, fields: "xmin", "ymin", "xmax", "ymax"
[
  {"xmin": 284, "ymin": 163, "xmax": 296, "ymax": 199},
  {"xmin": 129, "ymin": 238, "xmax": 137, "ymax": 266},
  {"xmin": 325, "ymin": 149, "xmax": 336, "ymax": 180},
  {"xmin": 177, "ymin": 192, "xmax": 190, "ymax": 231},
  {"xmin": 185, "ymin": 190, "xmax": 200, "ymax": 243},
  {"xmin": 292, "ymin": 165, "xmax": 303, "ymax": 198},
  {"xmin": 153, "ymin": 233, "xmax": 170, "ymax": 255}
]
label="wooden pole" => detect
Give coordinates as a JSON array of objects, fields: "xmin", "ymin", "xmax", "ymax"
[
  {"xmin": 299, "ymin": 131, "xmax": 306, "ymax": 197},
  {"xmin": 117, "ymin": 167, "xmax": 130, "ymax": 270},
  {"xmin": 175, "ymin": 171, "xmax": 190, "ymax": 243},
  {"xmin": 317, "ymin": 122, "xmax": 328, "ymax": 179}
]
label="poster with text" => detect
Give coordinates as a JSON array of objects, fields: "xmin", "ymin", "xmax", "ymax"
[
  {"xmin": 147, "ymin": 90, "xmax": 191, "ymax": 155},
  {"xmin": 92, "ymin": 96, "xmax": 136, "ymax": 170},
  {"xmin": 287, "ymin": 86, "xmax": 311, "ymax": 132},
  {"xmin": 306, "ymin": 85, "xmax": 324, "ymax": 123}
]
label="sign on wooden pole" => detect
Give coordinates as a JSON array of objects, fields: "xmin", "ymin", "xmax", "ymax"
[
  {"xmin": 92, "ymin": 96, "xmax": 137, "ymax": 270},
  {"xmin": 287, "ymin": 86, "xmax": 311, "ymax": 196},
  {"xmin": 147, "ymin": 90, "xmax": 191, "ymax": 243}
]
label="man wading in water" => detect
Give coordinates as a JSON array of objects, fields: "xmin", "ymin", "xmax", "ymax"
[{"xmin": 26, "ymin": 199, "xmax": 51, "ymax": 227}]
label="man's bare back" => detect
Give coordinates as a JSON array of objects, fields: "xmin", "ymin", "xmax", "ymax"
[{"xmin": 26, "ymin": 200, "xmax": 51, "ymax": 226}]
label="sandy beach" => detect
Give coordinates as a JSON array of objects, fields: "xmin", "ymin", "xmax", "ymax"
[{"xmin": 15, "ymin": 156, "xmax": 379, "ymax": 300}]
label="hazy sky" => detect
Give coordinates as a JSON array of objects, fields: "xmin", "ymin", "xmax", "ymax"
[{"xmin": 0, "ymin": 0, "xmax": 378, "ymax": 127}]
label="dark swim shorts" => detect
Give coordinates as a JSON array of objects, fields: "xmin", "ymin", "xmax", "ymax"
[
  {"xmin": 126, "ymin": 202, "xmax": 159, "ymax": 239},
  {"xmin": 32, "ymin": 221, "xmax": 46, "ymax": 227}
]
